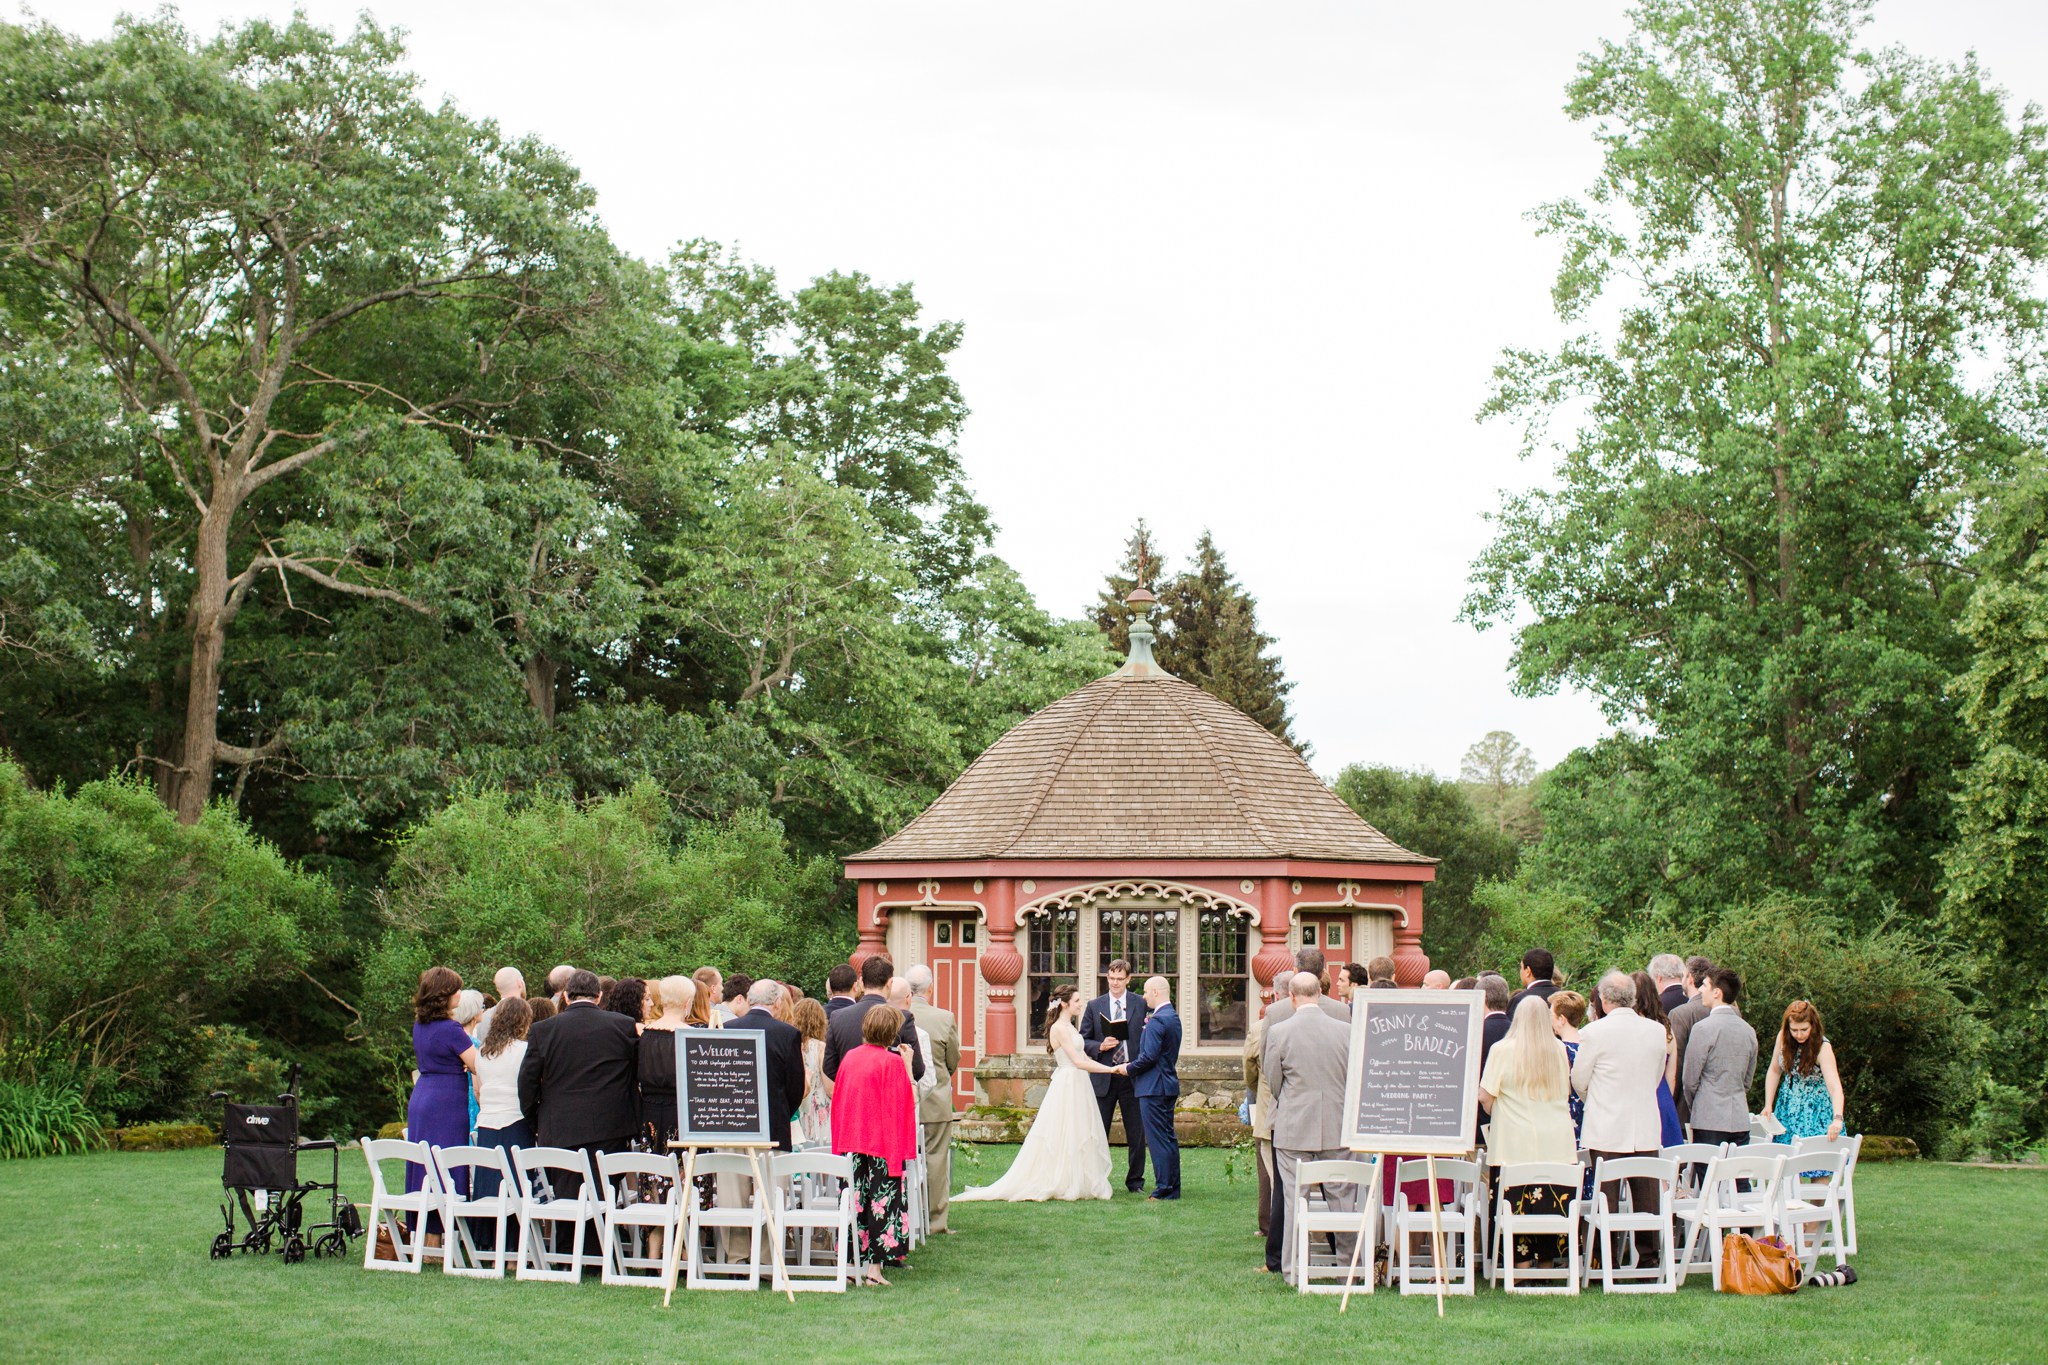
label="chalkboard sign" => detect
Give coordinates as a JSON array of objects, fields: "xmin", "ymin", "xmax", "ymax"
[
  {"xmin": 1340, "ymin": 989, "xmax": 1484, "ymax": 1155},
  {"xmin": 676, "ymin": 1029, "xmax": 770, "ymax": 1145}
]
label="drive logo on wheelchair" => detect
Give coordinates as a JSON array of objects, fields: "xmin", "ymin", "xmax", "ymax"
[{"xmin": 244, "ymin": 1114, "xmax": 271, "ymax": 1125}]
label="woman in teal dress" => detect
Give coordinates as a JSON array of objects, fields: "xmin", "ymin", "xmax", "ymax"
[{"xmin": 1764, "ymin": 1000, "xmax": 1845, "ymax": 1173}]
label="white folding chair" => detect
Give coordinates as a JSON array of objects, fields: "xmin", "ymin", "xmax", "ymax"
[
  {"xmin": 1661, "ymin": 1143, "xmax": 1722, "ymax": 1278},
  {"xmin": 1582, "ymin": 1156, "xmax": 1677, "ymax": 1293},
  {"xmin": 358, "ymin": 1137, "xmax": 440, "ymax": 1273},
  {"xmin": 1393, "ymin": 1159, "xmax": 1480, "ymax": 1296},
  {"xmin": 904, "ymin": 1151, "xmax": 929, "ymax": 1251},
  {"xmin": 771, "ymin": 1151, "xmax": 857, "ymax": 1293},
  {"xmin": 1778, "ymin": 1148, "xmax": 1849, "ymax": 1277},
  {"xmin": 1676, "ymin": 1151, "xmax": 1785, "ymax": 1289},
  {"xmin": 512, "ymin": 1147, "xmax": 603, "ymax": 1283},
  {"xmin": 1289, "ymin": 1157, "xmax": 1380, "ymax": 1295},
  {"xmin": 432, "ymin": 1145, "xmax": 520, "ymax": 1278},
  {"xmin": 1793, "ymin": 1133, "xmax": 1860, "ymax": 1253},
  {"xmin": 597, "ymin": 1150, "xmax": 682, "ymax": 1287},
  {"xmin": 1490, "ymin": 1163, "xmax": 1582, "ymax": 1295},
  {"xmin": 687, "ymin": 1153, "xmax": 768, "ymax": 1291}
]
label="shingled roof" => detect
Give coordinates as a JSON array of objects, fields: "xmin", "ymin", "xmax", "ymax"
[{"xmin": 848, "ymin": 670, "xmax": 1434, "ymax": 865}]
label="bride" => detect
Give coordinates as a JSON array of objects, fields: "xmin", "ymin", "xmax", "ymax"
[{"xmin": 956, "ymin": 985, "xmax": 1119, "ymax": 1202}]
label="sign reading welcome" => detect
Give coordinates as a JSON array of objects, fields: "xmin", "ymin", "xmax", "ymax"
[
  {"xmin": 1340, "ymin": 989, "xmax": 1484, "ymax": 1155},
  {"xmin": 676, "ymin": 1029, "xmax": 770, "ymax": 1145}
]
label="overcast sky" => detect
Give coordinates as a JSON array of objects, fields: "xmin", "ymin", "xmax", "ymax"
[{"xmin": 41, "ymin": 0, "xmax": 2048, "ymax": 777}]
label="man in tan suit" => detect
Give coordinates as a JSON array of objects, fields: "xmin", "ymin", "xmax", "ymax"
[
  {"xmin": 1244, "ymin": 1001, "xmax": 1277, "ymax": 1242},
  {"xmin": 1265, "ymin": 972, "xmax": 1356, "ymax": 1280},
  {"xmin": 905, "ymin": 965, "xmax": 959, "ymax": 1234}
]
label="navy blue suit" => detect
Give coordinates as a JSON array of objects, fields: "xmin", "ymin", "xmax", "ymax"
[
  {"xmin": 1080, "ymin": 990, "xmax": 1151, "ymax": 1190},
  {"xmin": 1125, "ymin": 1002, "xmax": 1182, "ymax": 1198}
]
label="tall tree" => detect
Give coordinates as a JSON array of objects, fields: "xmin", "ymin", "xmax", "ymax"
[
  {"xmin": 1095, "ymin": 526, "xmax": 1301, "ymax": 748},
  {"xmin": 1941, "ymin": 453, "xmax": 2048, "ymax": 1106},
  {"xmin": 0, "ymin": 15, "xmax": 657, "ymax": 822},
  {"xmin": 1464, "ymin": 0, "xmax": 2048, "ymax": 920},
  {"xmin": 1460, "ymin": 730, "xmax": 1540, "ymax": 838}
]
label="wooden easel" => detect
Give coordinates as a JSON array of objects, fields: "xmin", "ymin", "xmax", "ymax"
[
  {"xmin": 659, "ymin": 1141, "xmax": 794, "ymax": 1305},
  {"xmin": 1337, "ymin": 1150, "xmax": 1463, "ymax": 1317}
]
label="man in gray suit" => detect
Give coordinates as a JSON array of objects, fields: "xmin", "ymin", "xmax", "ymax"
[
  {"xmin": 1682, "ymin": 967, "xmax": 1758, "ymax": 1148},
  {"xmin": 1265, "ymin": 972, "xmax": 1356, "ymax": 1280},
  {"xmin": 904, "ymin": 965, "xmax": 960, "ymax": 1235},
  {"xmin": 1258, "ymin": 947, "xmax": 1347, "ymax": 1272}
]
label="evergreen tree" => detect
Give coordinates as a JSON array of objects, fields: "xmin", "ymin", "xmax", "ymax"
[{"xmin": 1094, "ymin": 526, "xmax": 1302, "ymax": 751}]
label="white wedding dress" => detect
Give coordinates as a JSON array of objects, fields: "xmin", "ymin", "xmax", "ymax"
[{"xmin": 955, "ymin": 1022, "xmax": 1112, "ymax": 1202}]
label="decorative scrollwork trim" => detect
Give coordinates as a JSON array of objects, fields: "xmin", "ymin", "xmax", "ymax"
[{"xmin": 1016, "ymin": 879, "xmax": 1256, "ymax": 920}]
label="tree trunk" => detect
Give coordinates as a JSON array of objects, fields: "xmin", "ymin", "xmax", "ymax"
[
  {"xmin": 171, "ymin": 500, "xmax": 234, "ymax": 824},
  {"xmin": 524, "ymin": 652, "xmax": 559, "ymax": 726}
]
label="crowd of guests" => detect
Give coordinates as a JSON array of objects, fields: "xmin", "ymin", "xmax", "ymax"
[
  {"xmin": 1243, "ymin": 946, "xmax": 1850, "ymax": 1276},
  {"xmin": 402, "ymin": 953, "xmax": 961, "ymax": 1288}
]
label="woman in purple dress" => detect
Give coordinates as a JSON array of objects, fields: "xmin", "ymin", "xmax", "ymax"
[{"xmin": 407, "ymin": 966, "xmax": 478, "ymax": 1244}]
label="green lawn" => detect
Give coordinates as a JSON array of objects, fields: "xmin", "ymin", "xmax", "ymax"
[{"xmin": 2, "ymin": 1145, "xmax": 2043, "ymax": 1363}]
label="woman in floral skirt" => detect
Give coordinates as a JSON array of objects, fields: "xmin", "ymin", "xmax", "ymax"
[{"xmin": 830, "ymin": 1003, "xmax": 919, "ymax": 1285}]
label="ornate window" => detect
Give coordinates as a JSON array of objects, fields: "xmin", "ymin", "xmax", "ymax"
[
  {"xmin": 1096, "ymin": 907, "xmax": 1177, "ymax": 998},
  {"xmin": 1197, "ymin": 908, "xmax": 1249, "ymax": 1042},
  {"xmin": 1025, "ymin": 907, "xmax": 1078, "ymax": 1043}
]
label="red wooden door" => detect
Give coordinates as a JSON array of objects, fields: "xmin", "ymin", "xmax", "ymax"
[
  {"xmin": 927, "ymin": 915, "xmax": 980, "ymax": 1111},
  {"xmin": 1301, "ymin": 915, "xmax": 1352, "ymax": 970}
]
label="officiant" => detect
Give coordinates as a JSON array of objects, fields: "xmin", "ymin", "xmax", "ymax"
[{"xmin": 1080, "ymin": 959, "xmax": 1150, "ymax": 1193}]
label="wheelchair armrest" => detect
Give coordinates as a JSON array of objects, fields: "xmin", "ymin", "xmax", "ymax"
[{"xmin": 297, "ymin": 1138, "xmax": 338, "ymax": 1152}]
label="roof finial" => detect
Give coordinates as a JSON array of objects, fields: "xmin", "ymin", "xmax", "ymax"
[{"xmin": 1123, "ymin": 584, "xmax": 1161, "ymax": 675}]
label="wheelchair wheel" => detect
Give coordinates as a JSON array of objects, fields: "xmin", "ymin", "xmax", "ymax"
[
  {"xmin": 282, "ymin": 1233, "xmax": 306, "ymax": 1264},
  {"xmin": 315, "ymin": 1230, "xmax": 347, "ymax": 1259},
  {"xmin": 210, "ymin": 1232, "xmax": 234, "ymax": 1260}
]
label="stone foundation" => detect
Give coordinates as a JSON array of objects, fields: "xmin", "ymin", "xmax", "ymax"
[{"xmin": 961, "ymin": 1052, "xmax": 1251, "ymax": 1148}]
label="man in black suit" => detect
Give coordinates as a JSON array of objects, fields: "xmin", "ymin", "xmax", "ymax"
[
  {"xmin": 822, "ymin": 954, "xmax": 925, "ymax": 1082},
  {"xmin": 518, "ymin": 969, "xmax": 639, "ymax": 1251},
  {"xmin": 1649, "ymin": 953, "xmax": 1690, "ymax": 1017},
  {"xmin": 1080, "ymin": 958, "xmax": 1150, "ymax": 1193},
  {"xmin": 823, "ymin": 963, "xmax": 858, "ymax": 1016},
  {"xmin": 1507, "ymin": 949, "xmax": 1559, "ymax": 1016},
  {"xmin": 1476, "ymin": 973, "xmax": 1512, "ymax": 1140},
  {"xmin": 724, "ymin": 980, "xmax": 809, "ymax": 1152}
]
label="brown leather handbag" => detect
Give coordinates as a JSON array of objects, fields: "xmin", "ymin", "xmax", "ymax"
[{"xmin": 1721, "ymin": 1232, "xmax": 1801, "ymax": 1294}]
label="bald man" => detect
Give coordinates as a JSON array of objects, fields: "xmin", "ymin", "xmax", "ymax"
[
  {"xmin": 477, "ymin": 966, "xmax": 527, "ymax": 1038},
  {"xmin": 1423, "ymin": 970, "xmax": 1452, "ymax": 990},
  {"xmin": 1119, "ymin": 976, "xmax": 1181, "ymax": 1199}
]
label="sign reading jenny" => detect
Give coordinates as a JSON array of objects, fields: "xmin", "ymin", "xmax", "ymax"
[
  {"xmin": 1341, "ymin": 989, "xmax": 1485, "ymax": 1155},
  {"xmin": 676, "ymin": 1029, "xmax": 770, "ymax": 1145}
]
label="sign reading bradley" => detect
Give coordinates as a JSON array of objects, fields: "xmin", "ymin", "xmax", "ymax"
[
  {"xmin": 1341, "ymin": 989, "xmax": 1484, "ymax": 1155},
  {"xmin": 676, "ymin": 1030, "xmax": 770, "ymax": 1145}
]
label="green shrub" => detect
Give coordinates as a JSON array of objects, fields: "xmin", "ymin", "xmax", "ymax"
[
  {"xmin": 1471, "ymin": 880, "xmax": 1608, "ymax": 986},
  {"xmin": 1944, "ymin": 1081, "xmax": 2037, "ymax": 1162},
  {"xmin": 362, "ymin": 784, "xmax": 847, "ymax": 1113},
  {"xmin": 1694, "ymin": 901, "xmax": 1979, "ymax": 1152},
  {"xmin": 0, "ymin": 762, "xmax": 336, "ymax": 1119},
  {"xmin": 0, "ymin": 1075, "xmax": 103, "ymax": 1158},
  {"xmin": 173, "ymin": 1025, "xmax": 289, "ymax": 1117},
  {"xmin": 113, "ymin": 1121, "xmax": 214, "ymax": 1151}
]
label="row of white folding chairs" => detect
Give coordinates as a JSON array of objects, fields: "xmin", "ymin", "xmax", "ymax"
[
  {"xmin": 358, "ymin": 1138, "xmax": 860, "ymax": 1292},
  {"xmin": 1291, "ymin": 1139, "xmax": 1855, "ymax": 1299}
]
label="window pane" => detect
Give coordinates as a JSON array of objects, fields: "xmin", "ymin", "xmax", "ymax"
[
  {"xmin": 1197, "ymin": 909, "xmax": 1248, "ymax": 1042},
  {"xmin": 1026, "ymin": 908, "xmax": 1078, "ymax": 1042},
  {"xmin": 1097, "ymin": 907, "xmax": 1179, "ymax": 996}
]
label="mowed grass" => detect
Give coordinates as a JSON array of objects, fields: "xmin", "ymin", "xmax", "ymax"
[{"xmin": 1, "ymin": 1144, "xmax": 2043, "ymax": 1364}]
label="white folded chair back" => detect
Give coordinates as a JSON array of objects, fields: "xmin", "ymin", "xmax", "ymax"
[
  {"xmin": 1393, "ymin": 1158, "xmax": 1480, "ymax": 1297},
  {"xmin": 1791, "ymin": 1132, "xmax": 1859, "ymax": 1252},
  {"xmin": 686, "ymin": 1152, "xmax": 768, "ymax": 1291},
  {"xmin": 771, "ymin": 1151, "xmax": 857, "ymax": 1293},
  {"xmin": 596, "ymin": 1150, "xmax": 681, "ymax": 1287},
  {"xmin": 904, "ymin": 1150, "xmax": 930, "ymax": 1250},
  {"xmin": 512, "ymin": 1146, "xmax": 602, "ymax": 1283},
  {"xmin": 1489, "ymin": 1162, "xmax": 1583, "ymax": 1295},
  {"xmin": 1778, "ymin": 1147, "xmax": 1849, "ymax": 1276},
  {"xmin": 1676, "ymin": 1151, "xmax": 1785, "ymax": 1290},
  {"xmin": 1289, "ymin": 1157, "xmax": 1380, "ymax": 1296},
  {"xmin": 1583, "ymin": 1155, "xmax": 1677, "ymax": 1294},
  {"xmin": 432, "ymin": 1144, "xmax": 520, "ymax": 1279},
  {"xmin": 358, "ymin": 1137, "xmax": 439, "ymax": 1273}
]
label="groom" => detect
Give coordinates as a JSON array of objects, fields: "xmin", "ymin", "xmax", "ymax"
[{"xmin": 1119, "ymin": 975, "xmax": 1181, "ymax": 1200}]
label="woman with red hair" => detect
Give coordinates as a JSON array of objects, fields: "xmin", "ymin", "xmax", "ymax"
[{"xmin": 1764, "ymin": 999, "xmax": 1846, "ymax": 1146}]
